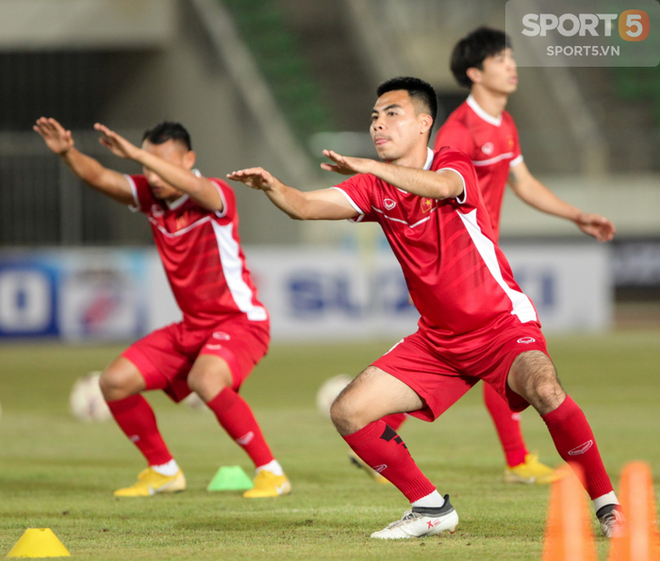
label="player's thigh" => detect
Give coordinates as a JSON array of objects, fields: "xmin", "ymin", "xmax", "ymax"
[
  {"xmin": 331, "ymin": 366, "xmax": 424, "ymax": 433},
  {"xmin": 99, "ymin": 356, "xmax": 146, "ymax": 401},
  {"xmin": 187, "ymin": 354, "xmax": 234, "ymax": 402}
]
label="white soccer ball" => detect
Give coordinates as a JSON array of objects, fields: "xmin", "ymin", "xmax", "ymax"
[
  {"xmin": 316, "ymin": 374, "xmax": 353, "ymax": 419},
  {"xmin": 182, "ymin": 391, "xmax": 207, "ymax": 410},
  {"xmin": 69, "ymin": 372, "xmax": 112, "ymax": 422}
]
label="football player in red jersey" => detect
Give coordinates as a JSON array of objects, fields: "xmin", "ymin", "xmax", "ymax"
[
  {"xmin": 34, "ymin": 117, "xmax": 290, "ymax": 499},
  {"xmin": 228, "ymin": 77, "xmax": 621, "ymax": 539},
  {"xmin": 384, "ymin": 27, "xmax": 616, "ymax": 486}
]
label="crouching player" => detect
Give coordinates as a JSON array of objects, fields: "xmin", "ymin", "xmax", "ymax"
[{"xmin": 34, "ymin": 117, "xmax": 290, "ymax": 498}]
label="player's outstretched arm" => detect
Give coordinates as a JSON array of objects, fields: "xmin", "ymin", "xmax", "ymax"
[
  {"xmin": 34, "ymin": 117, "xmax": 134, "ymax": 205},
  {"xmin": 227, "ymin": 167, "xmax": 357, "ymax": 220},
  {"xmin": 94, "ymin": 124, "xmax": 223, "ymax": 212},
  {"xmin": 509, "ymin": 161, "xmax": 615, "ymax": 242},
  {"xmin": 321, "ymin": 149, "xmax": 463, "ymax": 200}
]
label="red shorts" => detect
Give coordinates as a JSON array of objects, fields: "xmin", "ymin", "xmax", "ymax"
[
  {"xmin": 372, "ymin": 318, "xmax": 549, "ymax": 421},
  {"xmin": 122, "ymin": 317, "xmax": 269, "ymax": 403}
]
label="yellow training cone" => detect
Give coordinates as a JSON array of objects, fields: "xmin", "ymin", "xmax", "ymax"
[{"xmin": 6, "ymin": 528, "xmax": 70, "ymax": 558}]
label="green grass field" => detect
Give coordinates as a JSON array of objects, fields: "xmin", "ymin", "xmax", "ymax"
[{"xmin": 1, "ymin": 331, "xmax": 659, "ymax": 560}]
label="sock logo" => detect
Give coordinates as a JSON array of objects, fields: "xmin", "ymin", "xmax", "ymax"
[
  {"xmin": 568, "ymin": 440, "xmax": 593, "ymax": 455},
  {"xmin": 236, "ymin": 431, "xmax": 254, "ymax": 446},
  {"xmin": 205, "ymin": 344, "xmax": 223, "ymax": 350},
  {"xmin": 213, "ymin": 331, "xmax": 231, "ymax": 341},
  {"xmin": 380, "ymin": 425, "xmax": 408, "ymax": 449},
  {"xmin": 130, "ymin": 435, "xmax": 140, "ymax": 443},
  {"xmin": 373, "ymin": 464, "xmax": 388, "ymax": 473}
]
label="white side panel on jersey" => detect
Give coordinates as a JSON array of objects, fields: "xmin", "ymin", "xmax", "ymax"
[
  {"xmin": 457, "ymin": 209, "xmax": 537, "ymax": 324},
  {"xmin": 211, "ymin": 221, "xmax": 268, "ymax": 321}
]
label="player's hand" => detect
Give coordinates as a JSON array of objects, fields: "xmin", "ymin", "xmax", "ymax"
[
  {"xmin": 575, "ymin": 212, "xmax": 616, "ymax": 242},
  {"xmin": 226, "ymin": 167, "xmax": 275, "ymax": 191},
  {"xmin": 94, "ymin": 123, "xmax": 141, "ymax": 161},
  {"xmin": 320, "ymin": 149, "xmax": 371, "ymax": 175},
  {"xmin": 33, "ymin": 117, "xmax": 74, "ymax": 155}
]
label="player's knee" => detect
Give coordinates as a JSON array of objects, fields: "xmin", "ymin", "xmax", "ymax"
[
  {"xmin": 99, "ymin": 362, "xmax": 142, "ymax": 401},
  {"xmin": 330, "ymin": 391, "xmax": 373, "ymax": 435},
  {"xmin": 187, "ymin": 364, "xmax": 231, "ymax": 401}
]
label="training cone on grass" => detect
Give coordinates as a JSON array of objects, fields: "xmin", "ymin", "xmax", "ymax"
[
  {"xmin": 6, "ymin": 528, "xmax": 70, "ymax": 558},
  {"xmin": 608, "ymin": 461, "xmax": 660, "ymax": 561},
  {"xmin": 542, "ymin": 463, "xmax": 597, "ymax": 561},
  {"xmin": 207, "ymin": 466, "xmax": 254, "ymax": 492}
]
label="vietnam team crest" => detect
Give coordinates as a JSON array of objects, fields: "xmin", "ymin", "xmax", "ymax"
[{"xmin": 420, "ymin": 198, "xmax": 433, "ymax": 213}]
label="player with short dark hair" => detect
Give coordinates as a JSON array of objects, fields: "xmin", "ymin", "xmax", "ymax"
[
  {"xmin": 227, "ymin": 77, "xmax": 621, "ymax": 539},
  {"xmin": 379, "ymin": 27, "xmax": 614, "ymax": 486},
  {"xmin": 34, "ymin": 117, "xmax": 290, "ymax": 499}
]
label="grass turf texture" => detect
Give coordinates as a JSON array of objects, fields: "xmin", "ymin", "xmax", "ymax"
[{"xmin": 0, "ymin": 332, "xmax": 659, "ymax": 560}]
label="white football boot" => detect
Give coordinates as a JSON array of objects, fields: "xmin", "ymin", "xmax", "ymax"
[{"xmin": 370, "ymin": 494, "xmax": 459, "ymax": 539}]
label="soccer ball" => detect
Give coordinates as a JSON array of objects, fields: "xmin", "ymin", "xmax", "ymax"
[
  {"xmin": 182, "ymin": 391, "xmax": 207, "ymax": 410},
  {"xmin": 316, "ymin": 374, "xmax": 353, "ymax": 419},
  {"xmin": 69, "ymin": 372, "xmax": 112, "ymax": 422}
]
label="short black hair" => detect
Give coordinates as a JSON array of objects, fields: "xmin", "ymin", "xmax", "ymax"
[
  {"xmin": 376, "ymin": 76, "xmax": 438, "ymax": 127},
  {"xmin": 142, "ymin": 121, "xmax": 192, "ymax": 151},
  {"xmin": 450, "ymin": 27, "xmax": 512, "ymax": 88}
]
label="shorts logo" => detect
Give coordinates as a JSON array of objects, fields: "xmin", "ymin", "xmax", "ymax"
[
  {"xmin": 151, "ymin": 204, "xmax": 165, "ymax": 217},
  {"xmin": 517, "ymin": 337, "xmax": 536, "ymax": 344},
  {"xmin": 236, "ymin": 431, "xmax": 254, "ymax": 446},
  {"xmin": 205, "ymin": 344, "xmax": 223, "ymax": 350},
  {"xmin": 482, "ymin": 142, "xmax": 495, "ymax": 155},
  {"xmin": 568, "ymin": 440, "xmax": 593, "ymax": 456},
  {"xmin": 384, "ymin": 198, "xmax": 396, "ymax": 210},
  {"xmin": 373, "ymin": 464, "xmax": 388, "ymax": 474},
  {"xmin": 213, "ymin": 332, "xmax": 231, "ymax": 341}
]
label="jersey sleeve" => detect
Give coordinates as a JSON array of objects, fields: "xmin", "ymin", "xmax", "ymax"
[
  {"xmin": 433, "ymin": 120, "xmax": 475, "ymax": 158},
  {"xmin": 208, "ymin": 177, "xmax": 235, "ymax": 220},
  {"xmin": 124, "ymin": 174, "xmax": 154, "ymax": 213},
  {"xmin": 331, "ymin": 174, "xmax": 377, "ymax": 223},
  {"xmin": 433, "ymin": 148, "xmax": 478, "ymax": 206}
]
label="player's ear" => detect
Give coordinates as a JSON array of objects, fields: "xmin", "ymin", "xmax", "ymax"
[
  {"xmin": 466, "ymin": 67, "xmax": 482, "ymax": 85},
  {"xmin": 419, "ymin": 113, "xmax": 433, "ymax": 135},
  {"xmin": 183, "ymin": 150, "xmax": 196, "ymax": 170}
]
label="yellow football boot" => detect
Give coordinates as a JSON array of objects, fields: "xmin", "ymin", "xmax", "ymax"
[
  {"xmin": 113, "ymin": 468, "xmax": 186, "ymax": 497},
  {"xmin": 242, "ymin": 470, "xmax": 291, "ymax": 498},
  {"xmin": 504, "ymin": 453, "xmax": 564, "ymax": 484}
]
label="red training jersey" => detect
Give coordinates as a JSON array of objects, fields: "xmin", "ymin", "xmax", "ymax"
[
  {"xmin": 126, "ymin": 172, "xmax": 268, "ymax": 329},
  {"xmin": 433, "ymin": 95, "xmax": 523, "ymax": 238},
  {"xmin": 333, "ymin": 148, "xmax": 537, "ymax": 337}
]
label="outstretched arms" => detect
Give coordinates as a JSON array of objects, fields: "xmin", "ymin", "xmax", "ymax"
[
  {"xmin": 321, "ymin": 149, "xmax": 464, "ymax": 200},
  {"xmin": 94, "ymin": 124, "xmax": 223, "ymax": 212},
  {"xmin": 226, "ymin": 167, "xmax": 358, "ymax": 220},
  {"xmin": 34, "ymin": 117, "xmax": 134, "ymax": 205},
  {"xmin": 509, "ymin": 161, "xmax": 615, "ymax": 242}
]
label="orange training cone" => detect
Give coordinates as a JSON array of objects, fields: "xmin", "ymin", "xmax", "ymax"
[
  {"xmin": 542, "ymin": 463, "xmax": 597, "ymax": 561},
  {"xmin": 6, "ymin": 528, "xmax": 70, "ymax": 557},
  {"xmin": 608, "ymin": 461, "xmax": 660, "ymax": 561}
]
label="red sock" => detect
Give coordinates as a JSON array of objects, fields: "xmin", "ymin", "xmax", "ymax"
[
  {"xmin": 343, "ymin": 420, "xmax": 436, "ymax": 502},
  {"xmin": 380, "ymin": 413, "xmax": 407, "ymax": 432},
  {"xmin": 206, "ymin": 387, "xmax": 274, "ymax": 468},
  {"xmin": 106, "ymin": 395, "xmax": 173, "ymax": 466},
  {"xmin": 541, "ymin": 395, "xmax": 613, "ymax": 499},
  {"xmin": 483, "ymin": 383, "xmax": 528, "ymax": 467}
]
